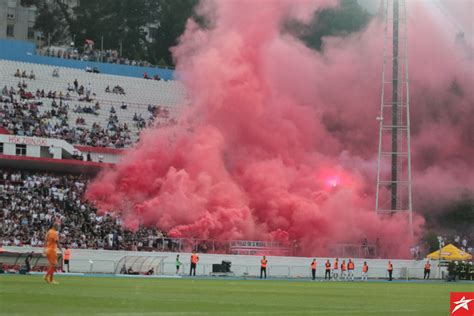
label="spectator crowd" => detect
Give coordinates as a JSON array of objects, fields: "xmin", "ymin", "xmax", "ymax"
[
  {"xmin": 0, "ymin": 169, "xmax": 167, "ymax": 251},
  {"xmin": 38, "ymin": 47, "xmax": 158, "ymax": 69},
  {"xmin": 0, "ymin": 67, "xmax": 180, "ymax": 148},
  {"xmin": 1, "ymin": 63, "xmax": 180, "ymax": 150},
  {"xmin": 0, "ymin": 167, "xmax": 471, "ymax": 259},
  {"xmin": 0, "ymin": 87, "xmax": 134, "ymax": 148}
]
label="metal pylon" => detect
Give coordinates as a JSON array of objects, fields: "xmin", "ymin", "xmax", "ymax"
[{"xmin": 375, "ymin": 0, "xmax": 413, "ymax": 233}]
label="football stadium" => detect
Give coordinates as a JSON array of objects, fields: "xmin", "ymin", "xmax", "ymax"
[{"xmin": 0, "ymin": 0, "xmax": 473, "ymax": 315}]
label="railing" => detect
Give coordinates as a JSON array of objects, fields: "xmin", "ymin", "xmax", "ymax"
[
  {"xmin": 66, "ymin": 259, "xmax": 117, "ymax": 274},
  {"xmin": 135, "ymin": 237, "xmax": 291, "ymax": 256},
  {"xmin": 328, "ymin": 244, "xmax": 378, "ymax": 258}
]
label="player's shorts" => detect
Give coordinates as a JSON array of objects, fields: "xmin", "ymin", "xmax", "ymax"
[
  {"xmin": 45, "ymin": 248, "xmax": 57, "ymax": 265},
  {"xmin": 64, "ymin": 259, "xmax": 70, "ymax": 264}
]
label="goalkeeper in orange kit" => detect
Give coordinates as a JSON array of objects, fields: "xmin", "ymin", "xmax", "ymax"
[{"xmin": 44, "ymin": 222, "xmax": 62, "ymax": 284}]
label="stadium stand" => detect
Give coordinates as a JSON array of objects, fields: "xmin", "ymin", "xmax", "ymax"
[
  {"xmin": 0, "ymin": 168, "xmax": 164, "ymax": 251},
  {"xmin": 38, "ymin": 46, "xmax": 156, "ymax": 69},
  {"xmin": 0, "ymin": 51, "xmax": 188, "ymax": 252},
  {"xmin": 0, "ymin": 59, "xmax": 185, "ymax": 147},
  {"xmin": 0, "ymin": 167, "xmax": 293, "ymax": 256},
  {"xmin": 0, "ymin": 39, "xmax": 174, "ymax": 80},
  {"xmin": 0, "ymin": 58, "xmax": 471, "ymax": 261}
]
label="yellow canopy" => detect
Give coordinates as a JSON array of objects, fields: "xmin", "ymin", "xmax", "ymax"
[{"xmin": 426, "ymin": 244, "xmax": 472, "ymax": 261}]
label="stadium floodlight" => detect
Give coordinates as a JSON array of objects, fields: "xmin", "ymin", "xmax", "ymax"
[{"xmin": 375, "ymin": 0, "xmax": 413, "ymax": 236}]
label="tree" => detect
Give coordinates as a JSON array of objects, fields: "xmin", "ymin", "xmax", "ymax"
[
  {"xmin": 288, "ymin": 0, "xmax": 372, "ymax": 51},
  {"xmin": 33, "ymin": 0, "xmax": 370, "ymax": 65},
  {"xmin": 149, "ymin": 0, "xmax": 199, "ymax": 66},
  {"xmin": 34, "ymin": 1, "xmax": 70, "ymax": 45},
  {"xmin": 70, "ymin": 0, "xmax": 163, "ymax": 59},
  {"xmin": 436, "ymin": 193, "xmax": 474, "ymax": 236},
  {"xmin": 20, "ymin": 0, "xmax": 41, "ymax": 7}
]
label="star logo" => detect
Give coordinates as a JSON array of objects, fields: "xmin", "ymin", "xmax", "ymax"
[{"xmin": 451, "ymin": 293, "xmax": 474, "ymax": 316}]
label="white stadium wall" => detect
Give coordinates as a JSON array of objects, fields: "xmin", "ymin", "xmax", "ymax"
[
  {"xmin": 0, "ymin": 134, "xmax": 77, "ymax": 159},
  {"xmin": 4, "ymin": 246, "xmax": 446, "ymax": 280},
  {"xmin": 0, "ymin": 134, "xmax": 122, "ymax": 163}
]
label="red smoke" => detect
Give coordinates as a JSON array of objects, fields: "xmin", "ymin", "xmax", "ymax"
[{"xmin": 86, "ymin": 0, "xmax": 473, "ymax": 258}]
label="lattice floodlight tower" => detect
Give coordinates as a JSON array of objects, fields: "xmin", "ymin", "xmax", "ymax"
[{"xmin": 375, "ymin": 0, "xmax": 413, "ymax": 233}]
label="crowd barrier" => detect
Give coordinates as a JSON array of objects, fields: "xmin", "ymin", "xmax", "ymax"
[{"xmin": 3, "ymin": 247, "xmax": 449, "ymax": 280}]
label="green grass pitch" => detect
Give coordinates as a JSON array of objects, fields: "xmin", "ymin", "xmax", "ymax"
[{"xmin": 0, "ymin": 275, "xmax": 471, "ymax": 315}]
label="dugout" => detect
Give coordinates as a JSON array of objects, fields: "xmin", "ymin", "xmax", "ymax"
[
  {"xmin": 114, "ymin": 255, "xmax": 167, "ymax": 275},
  {"xmin": 0, "ymin": 250, "xmax": 62, "ymax": 273}
]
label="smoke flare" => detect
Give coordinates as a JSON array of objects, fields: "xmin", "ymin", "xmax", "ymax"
[{"xmin": 86, "ymin": 0, "xmax": 474, "ymax": 257}]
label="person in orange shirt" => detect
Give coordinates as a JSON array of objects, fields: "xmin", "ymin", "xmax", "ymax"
[
  {"xmin": 341, "ymin": 260, "xmax": 347, "ymax": 281},
  {"xmin": 44, "ymin": 223, "xmax": 61, "ymax": 284},
  {"xmin": 63, "ymin": 247, "xmax": 71, "ymax": 273},
  {"xmin": 189, "ymin": 252, "xmax": 199, "ymax": 276},
  {"xmin": 387, "ymin": 261, "xmax": 393, "ymax": 281},
  {"xmin": 361, "ymin": 261, "xmax": 369, "ymax": 281},
  {"xmin": 324, "ymin": 260, "xmax": 331, "ymax": 280},
  {"xmin": 310, "ymin": 259, "xmax": 317, "ymax": 280},
  {"xmin": 424, "ymin": 261, "xmax": 431, "ymax": 280},
  {"xmin": 260, "ymin": 256, "xmax": 268, "ymax": 279},
  {"xmin": 333, "ymin": 258, "xmax": 339, "ymax": 281},
  {"xmin": 347, "ymin": 259, "xmax": 355, "ymax": 281}
]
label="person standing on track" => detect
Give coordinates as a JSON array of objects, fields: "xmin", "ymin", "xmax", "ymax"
[
  {"xmin": 190, "ymin": 252, "xmax": 199, "ymax": 276},
  {"xmin": 424, "ymin": 261, "xmax": 431, "ymax": 280},
  {"xmin": 25, "ymin": 251, "xmax": 34, "ymax": 273},
  {"xmin": 387, "ymin": 261, "xmax": 393, "ymax": 281},
  {"xmin": 63, "ymin": 247, "xmax": 71, "ymax": 273},
  {"xmin": 176, "ymin": 254, "xmax": 182, "ymax": 274},
  {"xmin": 361, "ymin": 261, "xmax": 369, "ymax": 281},
  {"xmin": 325, "ymin": 260, "xmax": 331, "ymax": 280},
  {"xmin": 260, "ymin": 256, "xmax": 268, "ymax": 279},
  {"xmin": 341, "ymin": 260, "xmax": 347, "ymax": 281},
  {"xmin": 311, "ymin": 259, "xmax": 317, "ymax": 280},
  {"xmin": 333, "ymin": 258, "xmax": 339, "ymax": 281},
  {"xmin": 43, "ymin": 222, "xmax": 61, "ymax": 284},
  {"xmin": 347, "ymin": 259, "xmax": 355, "ymax": 281}
]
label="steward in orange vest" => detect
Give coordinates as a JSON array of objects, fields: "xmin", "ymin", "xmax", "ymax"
[
  {"xmin": 341, "ymin": 260, "xmax": 347, "ymax": 280},
  {"xmin": 324, "ymin": 260, "xmax": 331, "ymax": 280},
  {"xmin": 333, "ymin": 259, "xmax": 339, "ymax": 280},
  {"xmin": 424, "ymin": 261, "xmax": 431, "ymax": 280},
  {"xmin": 348, "ymin": 260, "xmax": 354, "ymax": 270},
  {"xmin": 361, "ymin": 262, "xmax": 369, "ymax": 281},
  {"xmin": 311, "ymin": 259, "xmax": 317, "ymax": 280},
  {"xmin": 387, "ymin": 261, "xmax": 393, "ymax": 281},
  {"xmin": 260, "ymin": 256, "xmax": 268, "ymax": 279},
  {"xmin": 63, "ymin": 247, "xmax": 71, "ymax": 273},
  {"xmin": 347, "ymin": 259, "xmax": 355, "ymax": 281},
  {"xmin": 190, "ymin": 252, "xmax": 199, "ymax": 276}
]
